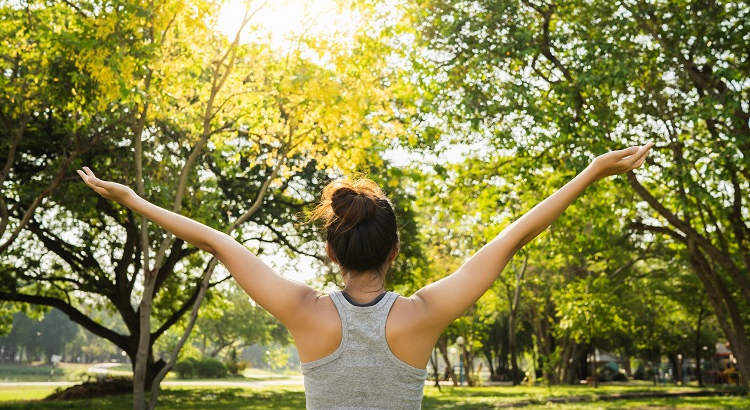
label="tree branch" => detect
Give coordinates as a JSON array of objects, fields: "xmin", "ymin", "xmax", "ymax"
[
  {"xmin": 260, "ymin": 221, "xmax": 325, "ymax": 262},
  {"xmin": 0, "ymin": 291, "xmax": 128, "ymax": 349},
  {"xmin": 152, "ymin": 239, "xmax": 199, "ymax": 296},
  {"xmin": 627, "ymin": 172, "xmax": 750, "ymax": 301},
  {"xmin": 0, "ymin": 148, "xmax": 80, "ymax": 254}
]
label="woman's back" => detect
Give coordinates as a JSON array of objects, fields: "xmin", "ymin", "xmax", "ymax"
[
  {"xmin": 302, "ymin": 291, "xmax": 426, "ymax": 409},
  {"xmin": 76, "ymin": 143, "xmax": 652, "ymax": 409}
]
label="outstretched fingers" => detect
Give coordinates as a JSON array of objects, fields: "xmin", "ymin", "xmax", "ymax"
[
  {"xmin": 628, "ymin": 142, "xmax": 653, "ymax": 170},
  {"xmin": 614, "ymin": 145, "xmax": 640, "ymax": 158},
  {"xmin": 77, "ymin": 168, "xmax": 106, "ymax": 195},
  {"xmin": 76, "ymin": 169, "xmax": 91, "ymax": 185},
  {"xmin": 82, "ymin": 166, "xmax": 98, "ymax": 181}
]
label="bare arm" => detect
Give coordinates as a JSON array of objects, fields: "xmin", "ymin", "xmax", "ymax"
[
  {"xmin": 76, "ymin": 167, "xmax": 316, "ymax": 329},
  {"xmin": 410, "ymin": 143, "xmax": 654, "ymax": 334}
]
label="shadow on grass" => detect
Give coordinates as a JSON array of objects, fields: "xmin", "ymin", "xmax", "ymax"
[
  {"xmin": 0, "ymin": 384, "xmax": 744, "ymax": 410},
  {"xmin": 420, "ymin": 385, "xmax": 748, "ymax": 409},
  {"xmin": 0, "ymin": 387, "xmax": 307, "ymax": 410}
]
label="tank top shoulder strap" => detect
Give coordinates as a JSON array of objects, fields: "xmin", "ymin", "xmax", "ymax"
[
  {"xmin": 329, "ymin": 290, "xmax": 349, "ymax": 316},
  {"xmin": 377, "ymin": 291, "xmax": 399, "ymax": 320}
]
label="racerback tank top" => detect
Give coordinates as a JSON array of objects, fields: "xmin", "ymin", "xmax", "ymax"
[{"xmin": 301, "ymin": 291, "xmax": 428, "ymax": 409}]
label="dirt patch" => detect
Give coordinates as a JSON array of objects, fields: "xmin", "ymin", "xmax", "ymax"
[{"xmin": 43, "ymin": 377, "xmax": 132, "ymax": 401}]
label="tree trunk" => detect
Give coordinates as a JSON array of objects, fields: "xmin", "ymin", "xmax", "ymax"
[
  {"xmin": 695, "ymin": 302, "xmax": 705, "ymax": 387},
  {"xmin": 429, "ymin": 348, "xmax": 441, "ymax": 391},
  {"xmin": 128, "ymin": 349, "xmax": 164, "ymax": 390},
  {"xmin": 133, "ymin": 274, "xmax": 156, "ymax": 410},
  {"xmin": 499, "ymin": 335, "xmax": 509, "ymax": 380},
  {"xmin": 529, "ymin": 303, "xmax": 558, "ymax": 384},
  {"xmin": 590, "ymin": 349, "xmax": 598, "ymax": 388},
  {"xmin": 628, "ymin": 174, "xmax": 750, "ymax": 390},
  {"xmin": 570, "ymin": 344, "xmax": 586, "ymax": 385},
  {"xmin": 506, "ymin": 253, "xmax": 527, "ymax": 386},
  {"xmin": 687, "ymin": 245, "xmax": 750, "ymax": 390},
  {"xmin": 461, "ymin": 345, "xmax": 477, "ymax": 386},
  {"xmin": 669, "ymin": 355, "xmax": 679, "ymax": 384},
  {"xmin": 437, "ymin": 337, "xmax": 458, "ymax": 386},
  {"xmin": 483, "ymin": 347, "xmax": 496, "ymax": 381},
  {"xmin": 509, "ymin": 315, "xmax": 520, "ymax": 385}
]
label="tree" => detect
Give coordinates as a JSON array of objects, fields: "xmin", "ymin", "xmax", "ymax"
[
  {"xmin": 411, "ymin": 0, "xmax": 750, "ymax": 388},
  {"xmin": 2, "ymin": 1, "xmax": 412, "ymax": 408},
  {"xmin": 0, "ymin": 1, "xmax": 110, "ymax": 256},
  {"xmin": 0, "ymin": 308, "xmax": 78, "ymax": 363}
]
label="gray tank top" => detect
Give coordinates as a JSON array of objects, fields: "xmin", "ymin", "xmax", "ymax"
[{"xmin": 301, "ymin": 291, "xmax": 428, "ymax": 409}]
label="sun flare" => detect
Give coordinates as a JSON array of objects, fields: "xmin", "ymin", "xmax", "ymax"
[{"xmin": 216, "ymin": 0, "xmax": 361, "ymax": 50}]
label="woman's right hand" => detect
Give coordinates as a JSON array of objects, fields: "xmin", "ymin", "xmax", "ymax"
[
  {"xmin": 76, "ymin": 166, "xmax": 137, "ymax": 204},
  {"xmin": 589, "ymin": 142, "xmax": 654, "ymax": 180}
]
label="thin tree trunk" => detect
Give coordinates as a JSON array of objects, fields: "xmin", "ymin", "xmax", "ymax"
[
  {"xmin": 508, "ymin": 254, "xmax": 527, "ymax": 386},
  {"xmin": 534, "ymin": 311, "xmax": 557, "ymax": 384},
  {"xmin": 461, "ymin": 344, "xmax": 476, "ymax": 386},
  {"xmin": 132, "ymin": 76, "xmax": 154, "ymax": 410},
  {"xmin": 132, "ymin": 5, "xmax": 268, "ymax": 408},
  {"xmin": 590, "ymin": 348, "xmax": 598, "ymax": 388},
  {"xmin": 483, "ymin": 347, "xmax": 496, "ymax": 381},
  {"xmin": 429, "ymin": 348, "xmax": 441, "ymax": 391},
  {"xmin": 146, "ymin": 161, "xmax": 281, "ymax": 410},
  {"xmin": 695, "ymin": 301, "xmax": 705, "ymax": 387},
  {"xmin": 437, "ymin": 337, "xmax": 458, "ymax": 386},
  {"xmin": 509, "ymin": 313, "xmax": 520, "ymax": 385}
]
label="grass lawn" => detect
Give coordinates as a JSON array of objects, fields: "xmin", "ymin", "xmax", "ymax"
[
  {"xmin": 0, "ymin": 384, "xmax": 747, "ymax": 409},
  {"xmin": 0, "ymin": 363, "xmax": 299, "ymax": 383},
  {"xmin": 0, "ymin": 363, "xmax": 93, "ymax": 382}
]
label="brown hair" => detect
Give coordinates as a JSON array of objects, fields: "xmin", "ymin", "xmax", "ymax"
[{"xmin": 310, "ymin": 178, "xmax": 398, "ymax": 273}]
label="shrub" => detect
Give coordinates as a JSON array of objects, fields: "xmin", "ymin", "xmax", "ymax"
[
  {"xmin": 174, "ymin": 357, "xmax": 198, "ymax": 379},
  {"xmin": 174, "ymin": 357, "xmax": 229, "ymax": 379},
  {"xmin": 193, "ymin": 357, "xmax": 227, "ymax": 378},
  {"xmin": 225, "ymin": 360, "xmax": 247, "ymax": 376}
]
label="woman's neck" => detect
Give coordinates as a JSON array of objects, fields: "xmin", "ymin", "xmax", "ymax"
[{"xmin": 342, "ymin": 270, "xmax": 385, "ymax": 304}]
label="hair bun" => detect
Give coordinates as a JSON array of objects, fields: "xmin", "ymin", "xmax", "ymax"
[
  {"xmin": 309, "ymin": 177, "xmax": 399, "ymax": 272},
  {"xmin": 310, "ymin": 178, "xmax": 389, "ymax": 231},
  {"xmin": 330, "ymin": 186, "xmax": 377, "ymax": 228}
]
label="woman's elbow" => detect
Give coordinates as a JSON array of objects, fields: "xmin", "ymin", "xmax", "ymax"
[{"xmin": 204, "ymin": 232, "xmax": 237, "ymax": 257}]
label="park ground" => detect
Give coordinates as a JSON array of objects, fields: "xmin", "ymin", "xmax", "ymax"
[
  {"xmin": 1, "ymin": 381, "xmax": 748, "ymax": 408},
  {"xmin": 0, "ymin": 363, "xmax": 747, "ymax": 409},
  {"xmin": 0, "ymin": 384, "xmax": 747, "ymax": 409}
]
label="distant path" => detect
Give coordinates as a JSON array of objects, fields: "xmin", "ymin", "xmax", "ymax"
[
  {"xmin": 162, "ymin": 376, "xmax": 304, "ymax": 387},
  {"xmin": 87, "ymin": 363, "xmax": 121, "ymax": 374},
  {"xmin": 0, "ymin": 375, "xmax": 304, "ymax": 388},
  {"xmin": 0, "ymin": 382, "xmax": 77, "ymax": 387}
]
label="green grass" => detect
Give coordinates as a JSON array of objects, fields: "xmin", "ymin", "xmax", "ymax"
[
  {"xmin": 0, "ymin": 386, "xmax": 66, "ymax": 402},
  {"xmin": 515, "ymin": 396, "xmax": 749, "ymax": 409},
  {"xmin": 0, "ymin": 386, "xmax": 307, "ymax": 409},
  {"xmin": 0, "ymin": 363, "xmax": 300, "ymax": 383},
  {"xmin": 0, "ymin": 364, "xmax": 94, "ymax": 382},
  {"xmin": 0, "ymin": 364, "xmax": 60, "ymax": 382},
  {"xmin": 421, "ymin": 385, "xmax": 748, "ymax": 409},
  {"xmin": 0, "ymin": 384, "xmax": 746, "ymax": 409}
]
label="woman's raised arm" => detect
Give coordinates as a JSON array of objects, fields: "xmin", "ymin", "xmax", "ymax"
[
  {"xmin": 409, "ymin": 143, "xmax": 654, "ymax": 334},
  {"xmin": 76, "ymin": 167, "xmax": 317, "ymax": 329}
]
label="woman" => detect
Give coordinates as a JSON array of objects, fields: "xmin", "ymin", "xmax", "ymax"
[{"xmin": 77, "ymin": 142, "xmax": 652, "ymax": 409}]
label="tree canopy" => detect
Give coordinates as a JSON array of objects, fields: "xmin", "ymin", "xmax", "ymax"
[{"xmin": 1, "ymin": 0, "xmax": 747, "ymax": 402}]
